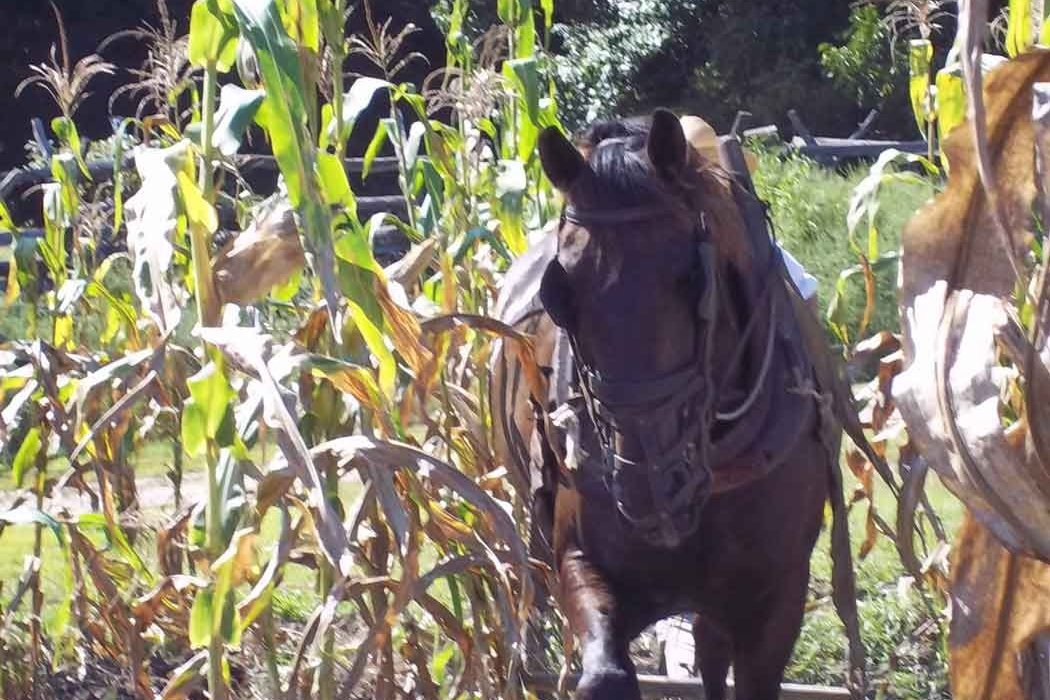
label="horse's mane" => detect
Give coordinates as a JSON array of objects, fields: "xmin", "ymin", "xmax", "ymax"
[{"xmin": 574, "ymin": 116, "xmax": 754, "ymax": 271}]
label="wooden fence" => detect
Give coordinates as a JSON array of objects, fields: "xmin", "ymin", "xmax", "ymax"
[
  {"xmin": 739, "ymin": 108, "xmax": 930, "ymax": 167},
  {"xmin": 0, "ymin": 154, "xmax": 409, "ymax": 291},
  {"xmin": 524, "ymin": 672, "xmax": 850, "ymax": 699}
]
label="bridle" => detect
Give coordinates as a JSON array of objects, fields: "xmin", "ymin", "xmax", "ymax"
[{"xmin": 549, "ymin": 200, "xmax": 779, "ymax": 548}]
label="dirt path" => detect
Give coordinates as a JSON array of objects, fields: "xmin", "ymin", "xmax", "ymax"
[{"xmin": 0, "ymin": 472, "xmax": 208, "ymax": 518}]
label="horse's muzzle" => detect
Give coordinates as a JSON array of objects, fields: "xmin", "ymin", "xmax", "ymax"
[{"xmin": 606, "ymin": 439, "xmax": 712, "ymax": 549}]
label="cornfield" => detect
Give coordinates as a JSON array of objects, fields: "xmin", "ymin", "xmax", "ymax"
[
  {"xmin": 5, "ymin": 0, "xmax": 1050, "ymax": 699},
  {"xmin": 1, "ymin": 0, "xmax": 558, "ymax": 697}
]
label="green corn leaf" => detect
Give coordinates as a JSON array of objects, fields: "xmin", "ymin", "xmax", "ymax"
[
  {"xmin": 515, "ymin": 0, "xmax": 536, "ymax": 58},
  {"xmin": 212, "ymin": 84, "xmax": 265, "ymax": 156},
  {"xmin": 189, "ymin": 588, "xmax": 213, "ymax": 648},
  {"xmin": 270, "ymin": 267, "xmax": 302, "ymax": 301},
  {"xmin": 177, "ymin": 172, "xmax": 219, "ymax": 234},
  {"xmin": 220, "ymin": 589, "xmax": 242, "ymax": 646},
  {"xmin": 0, "ymin": 199, "xmax": 16, "ymax": 231},
  {"xmin": 446, "ymin": 0, "xmax": 468, "ymax": 63},
  {"xmin": 497, "ymin": 0, "xmax": 516, "ymax": 24},
  {"xmin": 348, "ymin": 300, "xmax": 396, "ymax": 399},
  {"xmin": 504, "ymin": 57, "xmax": 540, "ymax": 126},
  {"xmin": 277, "ymin": 0, "xmax": 319, "ymax": 52},
  {"xmin": 0, "ymin": 504, "xmax": 63, "ymax": 544},
  {"xmin": 51, "ymin": 117, "xmax": 90, "ymax": 178},
  {"xmin": 317, "ymin": 151, "xmax": 356, "ymax": 214},
  {"xmin": 908, "ymin": 39, "xmax": 933, "ymax": 138},
  {"xmin": 233, "ymin": 0, "xmax": 310, "ymax": 204},
  {"xmin": 12, "ymin": 427, "xmax": 42, "ymax": 488},
  {"xmin": 935, "ymin": 65, "xmax": 966, "ymax": 151},
  {"xmin": 183, "ymin": 374, "xmax": 228, "ymax": 459},
  {"xmin": 1007, "ymin": 0, "xmax": 1035, "ymax": 57},
  {"xmin": 189, "ymin": 0, "xmax": 240, "ymax": 71},
  {"xmin": 188, "ymin": 360, "xmax": 236, "ymax": 439},
  {"xmin": 540, "ymin": 0, "xmax": 553, "ymax": 30},
  {"xmin": 363, "ymin": 120, "xmax": 390, "ymax": 180}
]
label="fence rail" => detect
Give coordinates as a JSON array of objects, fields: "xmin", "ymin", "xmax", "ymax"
[
  {"xmin": 524, "ymin": 673, "xmax": 850, "ymax": 699},
  {"xmin": 781, "ymin": 108, "xmax": 930, "ymax": 165}
]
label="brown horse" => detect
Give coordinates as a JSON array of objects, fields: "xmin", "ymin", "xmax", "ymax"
[{"xmin": 492, "ymin": 110, "xmax": 856, "ymax": 700}]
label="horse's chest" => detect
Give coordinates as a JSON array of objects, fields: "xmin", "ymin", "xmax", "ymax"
[{"xmin": 574, "ymin": 468, "xmax": 819, "ymax": 599}]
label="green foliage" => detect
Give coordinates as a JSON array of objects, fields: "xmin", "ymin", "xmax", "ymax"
[
  {"xmin": 548, "ymin": 0, "xmax": 670, "ymax": 126},
  {"xmin": 819, "ymin": 6, "xmax": 901, "ymax": 109},
  {"xmin": 750, "ymin": 144, "xmax": 936, "ymax": 341},
  {"xmin": 2, "ymin": 0, "xmax": 558, "ymax": 696}
]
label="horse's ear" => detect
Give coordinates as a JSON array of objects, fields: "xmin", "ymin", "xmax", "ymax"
[
  {"xmin": 647, "ymin": 108, "xmax": 688, "ymax": 179},
  {"xmin": 539, "ymin": 127, "xmax": 586, "ymax": 191}
]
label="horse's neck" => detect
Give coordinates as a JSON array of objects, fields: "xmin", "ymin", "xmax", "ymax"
[
  {"xmin": 693, "ymin": 166, "xmax": 775, "ymax": 403},
  {"xmin": 692, "ymin": 167, "xmax": 755, "ymax": 283}
]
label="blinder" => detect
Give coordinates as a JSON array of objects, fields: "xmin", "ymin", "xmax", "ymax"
[{"xmin": 539, "ymin": 259, "xmax": 575, "ymax": 331}]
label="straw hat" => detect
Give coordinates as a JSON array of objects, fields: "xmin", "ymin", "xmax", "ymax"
[{"xmin": 679, "ymin": 114, "xmax": 758, "ymax": 173}]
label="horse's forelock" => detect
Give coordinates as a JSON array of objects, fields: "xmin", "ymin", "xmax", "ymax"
[
  {"xmin": 575, "ymin": 117, "xmax": 670, "ymax": 205},
  {"xmin": 569, "ymin": 114, "xmax": 754, "ymax": 272}
]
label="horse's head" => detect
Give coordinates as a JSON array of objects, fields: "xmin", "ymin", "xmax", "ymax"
[{"xmin": 538, "ymin": 109, "xmax": 721, "ymax": 548}]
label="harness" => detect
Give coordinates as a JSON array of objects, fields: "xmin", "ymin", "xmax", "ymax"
[{"xmin": 539, "ymin": 176, "xmax": 813, "ymax": 549}]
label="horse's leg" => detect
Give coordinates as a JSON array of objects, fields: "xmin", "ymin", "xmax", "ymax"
[
  {"xmin": 729, "ymin": 566, "xmax": 810, "ymax": 700},
  {"xmin": 693, "ymin": 615, "xmax": 732, "ymax": 700},
  {"xmin": 559, "ymin": 547, "xmax": 640, "ymax": 700}
]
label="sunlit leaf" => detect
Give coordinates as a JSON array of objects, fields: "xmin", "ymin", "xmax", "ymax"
[
  {"xmin": 0, "ymin": 504, "xmax": 63, "ymax": 544},
  {"xmin": 234, "ymin": 0, "xmax": 309, "ymax": 204},
  {"xmin": 504, "ymin": 57, "xmax": 540, "ymax": 127},
  {"xmin": 936, "ymin": 65, "xmax": 966, "ymax": 150},
  {"xmin": 1007, "ymin": 0, "xmax": 1035, "ymax": 58},
  {"xmin": 12, "ymin": 426, "xmax": 42, "ymax": 488},
  {"xmin": 51, "ymin": 117, "xmax": 89, "ymax": 177},
  {"xmin": 908, "ymin": 39, "xmax": 933, "ymax": 137},
  {"xmin": 325, "ymin": 77, "xmax": 391, "ymax": 149},
  {"xmin": 177, "ymin": 171, "xmax": 219, "ymax": 234},
  {"xmin": 189, "ymin": 588, "xmax": 213, "ymax": 648},
  {"xmin": 212, "ymin": 84, "xmax": 265, "ymax": 156},
  {"xmin": 189, "ymin": 360, "xmax": 237, "ymax": 438},
  {"xmin": 363, "ymin": 119, "xmax": 390, "ymax": 180},
  {"xmin": 317, "ymin": 151, "xmax": 356, "ymax": 212},
  {"xmin": 277, "ymin": 0, "xmax": 319, "ymax": 51},
  {"xmin": 189, "ymin": 0, "xmax": 240, "ymax": 71},
  {"xmin": 126, "ymin": 141, "xmax": 194, "ymax": 333}
]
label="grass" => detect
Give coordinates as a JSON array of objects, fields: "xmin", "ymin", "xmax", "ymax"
[
  {"xmin": 750, "ymin": 144, "xmax": 937, "ymax": 341},
  {"xmin": 744, "ymin": 147, "xmax": 952, "ymax": 693},
  {"xmin": 787, "ymin": 473, "xmax": 960, "ymax": 696}
]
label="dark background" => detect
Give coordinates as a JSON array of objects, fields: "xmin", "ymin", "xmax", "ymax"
[
  {"xmin": 0, "ymin": 1, "xmax": 993, "ymax": 172},
  {"xmin": 0, "ymin": 0, "xmax": 446, "ymax": 170}
]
